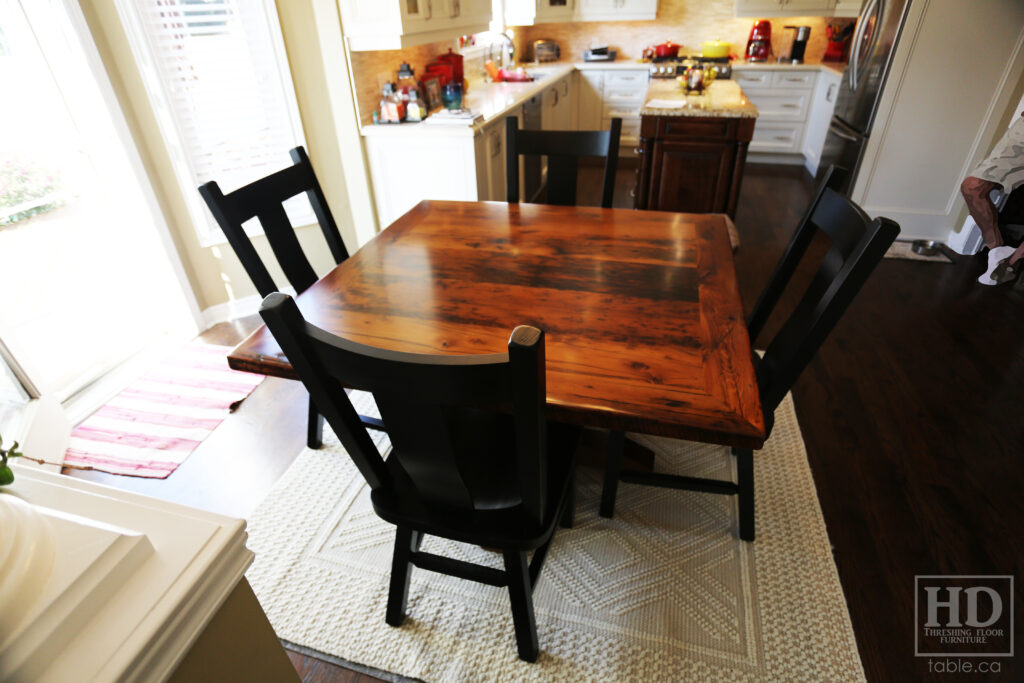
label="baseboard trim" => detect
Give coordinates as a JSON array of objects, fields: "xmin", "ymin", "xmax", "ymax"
[
  {"xmin": 201, "ymin": 288, "xmax": 296, "ymax": 328},
  {"xmin": 747, "ymin": 152, "xmax": 806, "ymax": 166}
]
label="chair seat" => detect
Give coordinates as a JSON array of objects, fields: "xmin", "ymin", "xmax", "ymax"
[{"xmin": 372, "ymin": 422, "xmax": 580, "ymax": 551}]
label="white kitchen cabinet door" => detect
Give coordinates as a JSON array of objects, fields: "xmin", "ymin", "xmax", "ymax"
[
  {"xmin": 536, "ymin": 0, "xmax": 576, "ymax": 23},
  {"xmin": 342, "ymin": 0, "xmax": 490, "ymax": 51},
  {"xmin": 579, "ymin": 0, "xmax": 657, "ymax": 21},
  {"xmin": 832, "ymin": 0, "xmax": 861, "ymax": 17},
  {"xmin": 735, "ymin": 0, "xmax": 835, "ymax": 18},
  {"xmin": 577, "ymin": 72, "xmax": 604, "ymax": 131},
  {"xmin": 446, "ymin": 0, "xmax": 492, "ymax": 30},
  {"xmin": 504, "ymin": 0, "xmax": 536, "ymax": 25},
  {"xmin": 542, "ymin": 76, "xmax": 572, "ymax": 130},
  {"xmin": 802, "ymin": 68, "xmax": 841, "ymax": 175}
]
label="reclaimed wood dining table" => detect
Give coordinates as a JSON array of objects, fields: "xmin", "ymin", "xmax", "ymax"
[{"xmin": 227, "ymin": 200, "xmax": 766, "ymax": 449}]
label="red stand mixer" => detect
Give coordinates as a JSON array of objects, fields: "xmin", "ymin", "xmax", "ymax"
[{"xmin": 745, "ymin": 20, "xmax": 772, "ymax": 62}]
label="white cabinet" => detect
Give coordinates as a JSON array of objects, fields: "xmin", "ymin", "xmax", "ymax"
[
  {"xmin": 579, "ymin": 0, "xmax": 658, "ymax": 21},
  {"xmin": 537, "ymin": 0, "xmax": 576, "ymax": 23},
  {"xmin": 833, "ymin": 0, "xmax": 862, "ymax": 17},
  {"xmin": 802, "ymin": 67, "xmax": 841, "ymax": 175},
  {"xmin": 735, "ymin": 0, "xmax": 837, "ymax": 18},
  {"xmin": 506, "ymin": 0, "xmax": 657, "ymax": 24},
  {"xmin": 542, "ymin": 75, "xmax": 574, "ymax": 131},
  {"xmin": 341, "ymin": 0, "xmax": 491, "ymax": 51},
  {"xmin": 576, "ymin": 68, "xmax": 649, "ymax": 155},
  {"xmin": 476, "ymin": 106, "xmax": 521, "ymax": 202},
  {"xmin": 577, "ymin": 71, "xmax": 604, "ymax": 131},
  {"xmin": 735, "ymin": 66, "xmax": 817, "ymax": 156}
]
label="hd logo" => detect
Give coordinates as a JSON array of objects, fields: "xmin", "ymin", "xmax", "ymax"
[{"xmin": 915, "ymin": 576, "xmax": 1014, "ymax": 657}]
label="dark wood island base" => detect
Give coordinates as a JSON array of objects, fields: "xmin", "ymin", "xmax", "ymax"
[{"xmin": 634, "ymin": 80, "xmax": 759, "ymax": 218}]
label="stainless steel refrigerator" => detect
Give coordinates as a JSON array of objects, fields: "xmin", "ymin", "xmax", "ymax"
[{"xmin": 819, "ymin": 0, "xmax": 913, "ymax": 192}]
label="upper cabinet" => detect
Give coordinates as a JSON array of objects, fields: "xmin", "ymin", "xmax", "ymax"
[
  {"xmin": 506, "ymin": 0, "xmax": 657, "ymax": 26},
  {"xmin": 579, "ymin": 0, "xmax": 658, "ymax": 21},
  {"xmin": 342, "ymin": 0, "xmax": 492, "ymax": 51},
  {"xmin": 538, "ymin": 0, "xmax": 577, "ymax": 23},
  {"xmin": 734, "ymin": 0, "xmax": 842, "ymax": 18},
  {"xmin": 832, "ymin": 0, "xmax": 862, "ymax": 17}
]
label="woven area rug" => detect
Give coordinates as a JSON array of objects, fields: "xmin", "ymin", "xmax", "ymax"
[
  {"xmin": 246, "ymin": 392, "xmax": 865, "ymax": 682},
  {"xmin": 64, "ymin": 343, "xmax": 264, "ymax": 478},
  {"xmin": 883, "ymin": 240, "xmax": 953, "ymax": 263}
]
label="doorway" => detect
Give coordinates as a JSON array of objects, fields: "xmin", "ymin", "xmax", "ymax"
[{"xmin": 0, "ymin": 0, "xmax": 198, "ymax": 459}]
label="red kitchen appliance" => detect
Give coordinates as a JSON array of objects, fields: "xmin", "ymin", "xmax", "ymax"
[{"xmin": 745, "ymin": 20, "xmax": 772, "ymax": 62}]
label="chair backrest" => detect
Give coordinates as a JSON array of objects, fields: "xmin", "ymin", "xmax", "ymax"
[
  {"xmin": 506, "ymin": 116, "xmax": 622, "ymax": 208},
  {"xmin": 754, "ymin": 178, "xmax": 899, "ymax": 430},
  {"xmin": 259, "ymin": 292, "xmax": 551, "ymax": 525},
  {"xmin": 745, "ymin": 165, "xmax": 849, "ymax": 342},
  {"xmin": 198, "ymin": 146, "xmax": 349, "ymax": 297}
]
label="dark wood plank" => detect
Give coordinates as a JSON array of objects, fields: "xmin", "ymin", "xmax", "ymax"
[{"xmin": 229, "ymin": 200, "xmax": 765, "ymax": 448}]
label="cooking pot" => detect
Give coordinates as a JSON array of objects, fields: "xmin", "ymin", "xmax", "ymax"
[
  {"xmin": 701, "ymin": 39, "xmax": 731, "ymax": 59},
  {"xmin": 646, "ymin": 41, "xmax": 680, "ymax": 59}
]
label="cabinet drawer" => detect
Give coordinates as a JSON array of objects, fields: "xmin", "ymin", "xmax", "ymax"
[
  {"xmin": 605, "ymin": 71, "xmax": 648, "ymax": 89},
  {"xmin": 771, "ymin": 71, "xmax": 816, "ymax": 89},
  {"xmin": 652, "ymin": 117, "xmax": 736, "ymax": 140},
  {"xmin": 750, "ymin": 122, "xmax": 805, "ymax": 153},
  {"xmin": 745, "ymin": 91, "xmax": 810, "ymax": 121},
  {"xmin": 603, "ymin": 87, "xmax": 646, "ymax": 105},
  {"xmin": 734, "ymin": 70, "xmax": 773, "ymax": 90},
  {"xmin": 603, "ymin": 104, "xmax": 641, "ymax": 120}
]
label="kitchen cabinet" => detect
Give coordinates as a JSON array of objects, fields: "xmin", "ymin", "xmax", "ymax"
[
  {"xmin": 832, "ymin": 0, "xmax": 861, "ymax": 17},
  {"xmin": 542, "ymin": 74, "xmax": 574, "ymax": 131},
  {"xmin": 506, "ymin": 0, "xmax": 657, "ymax": 24},
  {"xmin": 576, "ymin": 67, "xmax": 650, "ymax": 155},
  {"xmin": 537, "ymin": 0, "xmax": 576, "ymax": 23},
  {"xmin": 578, "ymin": 0, "xmax": 658, "ymax": 21},
  {"xmin": 636, "ymin": 117, "xmax": 755, "ymax": 217},
  {"xmin": 734, "ymin": 66, "xmax": 817, "ymax": 157},
  {"xmin": 801, "ymin": 67, "xmax": 841, "ymax": 175},
  {"xmin": 341, "ymin": 0, "xmax": 491, "ymax": 51},
  {"xmin": 734, "ymin": 0, "xmax": 837, "ymax": 18}
]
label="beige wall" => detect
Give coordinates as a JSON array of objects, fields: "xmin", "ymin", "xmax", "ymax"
[
  {"xmin": 77, "ymin": 0, "xmax": 360, "ymax": 312},
  {"xmin": 513, "ymin": 0, "xmax": 851, "ymax": 64}
]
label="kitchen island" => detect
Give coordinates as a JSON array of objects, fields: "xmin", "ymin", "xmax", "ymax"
[{"xmin": 635, "ymin": 79, "xmax": 758, "ymax": 218}]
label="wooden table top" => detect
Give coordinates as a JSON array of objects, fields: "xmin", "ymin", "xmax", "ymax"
[{"xmin": 228, "ymin": 200, "xmax": 765, "ymax": 449}]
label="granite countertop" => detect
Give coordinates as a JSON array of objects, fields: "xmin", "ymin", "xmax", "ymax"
[{"xmin": 641, "ymin": 79, "xmax": 759, "ymax": 119}]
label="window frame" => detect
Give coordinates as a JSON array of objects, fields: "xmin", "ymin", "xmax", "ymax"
[{"xmin": 114, "ymin": 0, "xmax": 311, "ymax": 247}]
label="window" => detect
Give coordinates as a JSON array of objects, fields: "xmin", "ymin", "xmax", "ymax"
[{"xmin": 116, "ymin": 0, "xmax": 310, "ymax": 245}]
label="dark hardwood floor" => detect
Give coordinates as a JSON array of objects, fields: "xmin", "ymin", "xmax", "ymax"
[{"xmin": 69, "ymin": 161, "xmax": 1023, "ymax": 682}]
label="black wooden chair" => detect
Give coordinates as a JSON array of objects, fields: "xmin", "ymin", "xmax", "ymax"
[
  {"xmin": 259, "ymin": 292, "xmax": 580, "ymax": 662},
  {"xmin": 198, "ymin": 146, "xmax": 380, "ymax": 449},
  {"xmin": 506, "ymin": 116, "xmax": 622, "ymax": 208},
  {"xmin": 599, "ymin": 170, "xmax": 900, "ymax": 541}
]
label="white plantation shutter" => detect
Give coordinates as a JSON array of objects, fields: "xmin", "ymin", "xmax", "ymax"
[{"xmin": 118, "ymin": 0, "xmax": 311, "ymax": 243}]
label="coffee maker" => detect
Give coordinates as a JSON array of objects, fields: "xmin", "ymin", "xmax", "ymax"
[
  {"xmin": 745, "ymin": 20, "xmax": 771, "ymax": 62},
  {"xmin": 778, "ymin": 25, "xmax": 812, "ymax": 63}
]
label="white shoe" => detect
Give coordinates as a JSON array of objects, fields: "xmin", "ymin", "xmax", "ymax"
[{"xmin": 979, "ymin": 246, "xmax": 1015, "ymax": 285}]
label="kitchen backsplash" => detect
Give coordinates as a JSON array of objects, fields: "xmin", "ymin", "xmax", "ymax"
[
  {"xmin": 512, "ymin": 2, "xmax": 850, "ymax": 64},
  {"xmin": 349, "ymin": 39, "xmax": 460, "ymax": 126},
  {"xmin": 347, "ymin": 0, "xmax": 855, "ymax": 127}
]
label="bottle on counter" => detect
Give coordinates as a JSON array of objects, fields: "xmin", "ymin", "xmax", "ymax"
[
  {"xmin": 379, "ymin": 83, "xmax": 405, "ymax": 123},
  {"xmin": 406, "ymin": 90, "xmax": 426, "ymax": 122}
]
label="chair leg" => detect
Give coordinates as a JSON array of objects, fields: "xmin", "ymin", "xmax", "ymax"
[
  {"xmin": 560, "ymin": 465, "xmax": 575, "ymax": 529},
  {"xmin": 599, "ymin": 430, "xmax": 626, "ymax": 518},
  {"xmin": 307, "ymin": 395, "xmax": 323, "ymax": 449},
  {"xmin": 503, "ymin": 550, "xmax": 539, "ymax": 662},
  {"xmin": 386, "ymin": 526, "xmax": 421, "ymax": 626},
  {"xmin": 736, "ymin": 448, "xmax": 755, "ymax": 542}
]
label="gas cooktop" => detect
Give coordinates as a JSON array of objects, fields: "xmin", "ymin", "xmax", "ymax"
[{"xmin": 648, "ymin": 56, "xmax": 733, "ymax": 79}]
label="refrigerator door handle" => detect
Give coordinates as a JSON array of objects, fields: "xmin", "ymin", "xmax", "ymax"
[
  {"xmin": 829, "ymin": 120, "xmax": 861, "ymax": 142},
  {"xmin": 850, "ymin": 0, "xmax": 881, "ymax": 92}
]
